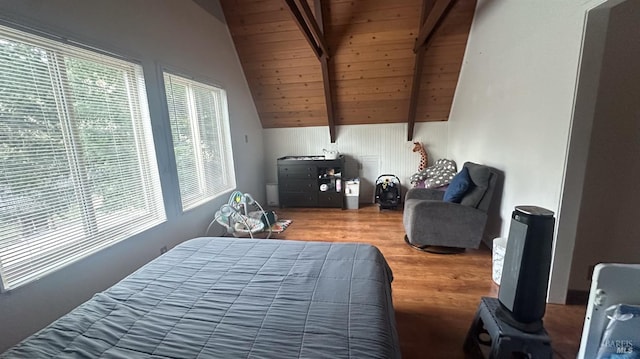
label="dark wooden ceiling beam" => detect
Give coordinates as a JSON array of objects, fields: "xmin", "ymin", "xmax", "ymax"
[
  {"xmin": 285, "ymin": 0, "xmax": 336, "ymax": 142},
  {"xmin": 413, "ymin": 0, "xmax": 456, "ymax": 53},
  {"xmin": 407, "ymin": 0, "xmax": 456, "ymax": 141},
  {"xmin": 315, "ymin": 0, "xmax": 336, "ymax": 142},
  {"xmin": 407, "ymin": 50, "xmax": 426, "ymax": 141},
  {"xmin": 295, "ymin": 0, "xmax": 330, "ymax": 60},
  {"xmin": 407, "ymin": 0, "xmax": 435, "ymax": 141},
  {"xmin": 284, "ymin": 0, "xmax": 322, "ymax": 59},
  {"xmin": 320, "ymin": 54, "xmax": 336, "ymax": 142}
]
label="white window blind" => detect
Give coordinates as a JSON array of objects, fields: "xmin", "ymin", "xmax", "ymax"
[
  {"xmin": 164, "ymin": 73, "xmax": 236, "ymax": 210},
  {"xmin": 0, "ymin": 24, "xmax": 165, "ymax": 291}
]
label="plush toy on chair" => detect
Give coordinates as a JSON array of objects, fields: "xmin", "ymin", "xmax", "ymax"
[
  {"xmin": 410, "ymin": 142, "xmax": 428, "ymax": 188},
  {"xmin": 403, "ymin": 162, "xmax": 498, "ymax": 254}
]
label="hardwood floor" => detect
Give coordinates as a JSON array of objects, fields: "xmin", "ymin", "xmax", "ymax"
[{"xmin": 271, "ymin": 205, "xmax": 587, "ymax": 359}]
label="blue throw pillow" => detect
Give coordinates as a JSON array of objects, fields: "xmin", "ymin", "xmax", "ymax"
[{"xmin": 443, "ymin": 167, "xmax": 471, "ymax": 203}]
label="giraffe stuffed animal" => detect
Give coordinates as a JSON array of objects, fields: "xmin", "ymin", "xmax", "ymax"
[{"xmin": 412, "ymin": 142, "xmax": 428, "ymax": 171}]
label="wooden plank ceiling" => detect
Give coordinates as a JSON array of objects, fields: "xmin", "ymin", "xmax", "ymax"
[{"xmin": 217, "ymin": 0, "xmax": 475, "ymax": 134}]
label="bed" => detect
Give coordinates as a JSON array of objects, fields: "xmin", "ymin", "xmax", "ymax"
[{"xmin": 1, "ymin": 237, "xmax": 400, "ymax": 358}]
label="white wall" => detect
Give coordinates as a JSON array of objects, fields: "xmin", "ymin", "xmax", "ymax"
[
  {"xmin": 263, "ymin": 122, "xmax": 449, "ymax": 203},
  {"xmin": 447, "ymin": 0, "xmax": 604, "ymax": 303},
  {"xmin": 568, "ymin": 0, "xmax": 640, "ymax": 291},
  {"xmin": 0, "ymin": 0, "xmax": 263, "ymax": 352}
]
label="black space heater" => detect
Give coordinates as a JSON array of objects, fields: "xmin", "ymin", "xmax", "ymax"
[
  {"xmin": 497, "ymin": 205, "xmax": 556, "ymax": 332},
  {"xmin": 464, "ymin": 205, "xmax": 557, "ymax": 358}
]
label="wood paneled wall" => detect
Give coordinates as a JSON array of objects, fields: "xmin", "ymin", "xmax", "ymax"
[{"xmin": 219, "ymin": 0, "xmax": 475, "ymax": 128}]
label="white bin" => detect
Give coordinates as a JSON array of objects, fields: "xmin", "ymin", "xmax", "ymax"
[
  {"xmin": 266, "ymin": 183, "xmax": 279, "ymax": 206},
  {"xmin": 492, "ymin": 237, "xmax": 508, "ymax": 285},
  {"xmin": 345, "ymin": 179, "xmax": 360, "ymax": 210}
]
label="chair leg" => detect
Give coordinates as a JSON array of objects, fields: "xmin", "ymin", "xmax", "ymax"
[
  {"xmin": 423, "ymin": 245, "xmax": 466, "ymax": 254},
  {"xmin": 403, "ymin": 235, "xmax": 465, "ymax": 254}
]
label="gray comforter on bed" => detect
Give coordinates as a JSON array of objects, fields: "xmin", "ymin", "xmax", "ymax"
[{"xmin": 2, "ymin": 237, "xmax": 400, "ymax": 358}]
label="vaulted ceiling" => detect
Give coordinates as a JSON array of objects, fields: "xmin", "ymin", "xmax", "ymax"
[{"xmin": 212, "ymin": 0, "xmax": 475, "ymax": 140}]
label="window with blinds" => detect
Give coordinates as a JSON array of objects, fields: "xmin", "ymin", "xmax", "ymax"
[
  {"xmin": 164, "ymin": 73, "xmax": 236, "ymax": 210},
  {"xmin": 0, "ymin": 25, "xmax": 165, "ymax": 291}
]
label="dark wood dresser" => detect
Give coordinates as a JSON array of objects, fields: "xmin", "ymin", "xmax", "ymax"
[{"xmin": 277, "ymin": 155, "xmax": 345, "ymax": 208}]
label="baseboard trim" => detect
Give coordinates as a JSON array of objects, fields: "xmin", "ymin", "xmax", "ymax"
[{"xmin": 566, "ymin": 289, "xmax": 589, "ymax": 305}]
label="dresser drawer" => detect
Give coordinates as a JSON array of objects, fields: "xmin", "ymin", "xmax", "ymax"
[
  {"xmin": 278, "ymin": 165, "xmax": 316, "ymax": 179},
  {"xmin": 279, "ymin": 179, "xmax": 316, "ymax": 193},
  {"xmin": 280, "ymin": 192, "xmax": 318, "ymax": 207},
  {"xmin": 318, "ymin": 192, "xmax": 343, "ymax": 208}
]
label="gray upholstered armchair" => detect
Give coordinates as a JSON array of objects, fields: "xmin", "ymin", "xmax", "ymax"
[{"xmin": 403, "ymin": 162, "xmax": 498, "ymax": 253}]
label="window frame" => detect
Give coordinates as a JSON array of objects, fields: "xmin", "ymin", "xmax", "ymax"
[
  {"xmin": 162, "ymin": 69, "xmax": 237, "ymax": 211},
  {"xmin": 0, "ymin": 22, "xmax": 166, "ymax": 292}
]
